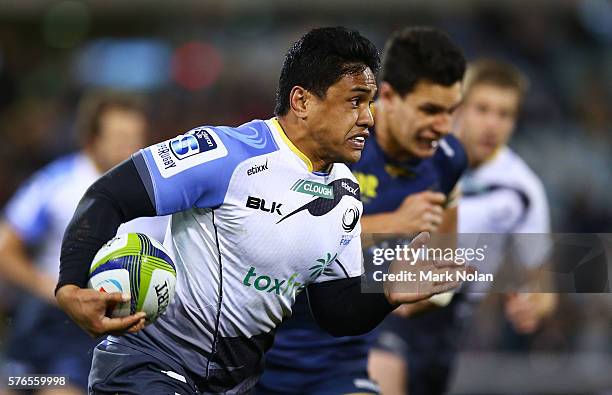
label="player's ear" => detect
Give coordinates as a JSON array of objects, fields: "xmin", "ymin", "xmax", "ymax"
[
  {"xmin": 289, "ymin": 86, "xmax": 309, "ymax": 119},
  {"xmin": 378, "ymin": 82, "xmax": 398, "ymax": 107}
]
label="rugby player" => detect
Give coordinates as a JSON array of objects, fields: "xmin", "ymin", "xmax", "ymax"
[
  {"xmin": 456, "ymin": 59, "xmax": 556, "ymax": 336},
  {"xmin": 258, "ymin": 27, "xmax": 467, "ymax": 395},
  {"xmin": 54, "ymin": 27, "xmax": 469, "ymax": 394},
  {"xmin": 0, "ymin": 91, "xmax": 167, "ymax": 394},
  {"xmin": 371, "ymin": 59, "xmax": 557, "ymax": 395}
]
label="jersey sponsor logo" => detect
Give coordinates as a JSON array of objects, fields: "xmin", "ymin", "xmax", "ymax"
[
  {"xmin": 290, "ymin": 179, "xmax": 334, "ymax": 199},
  {"xmin": 246, "ymin": 196, "xmax": 283, "ymax": 215},
  {"xmin": 246, "ymin": 159, "xmax": 268, "ymax": 176},
  {"xmin": 156, "ymin": 142, "xmax": 178, "ymax": 170},
  {"xmin": 342, "ymin": 205, "xmax": 360, "ymax": 232},
  {"xmin": 340, "ymin": 234, "xmax": 354, "ymax": 246},
  {"xmin": 170, "ymin": 128, "xmax": 217, "ymax": 160},
  {"xmin": 150, "ymin": 128, "xmax": 228, "ymax": 178},
  {"xmin": 354, "ymin": 172, "xmax": 378, "ymax": 203},
  {"xmin": 341, "ymin": 181, "xmax": 358, "ymax": 195},
  {"xmin": 309, "ymin": 252, "xmax": 337, "ymax": 279},
  {"xmin": 242, "ymin": 267, "xmax": 304, "ymax": 296},
  {"xmin": 277, "ymin": 178, "xmax": 360, "ymax": 224}
]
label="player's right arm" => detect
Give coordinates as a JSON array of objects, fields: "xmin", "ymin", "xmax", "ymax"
[
  {"xmin": 57, "ymin": 127, "xmax": 241, "ymax": 337},
  {"xmin": 55, "ymin": 158, "xmax": 156, "ymax": 337},
  {"xmin": 56, "ymin": 122, "xmax": 268, "ymax": 336},
  {"xmin": 307, "ymin": 232, "xmax": 471, "ymax": 337}
]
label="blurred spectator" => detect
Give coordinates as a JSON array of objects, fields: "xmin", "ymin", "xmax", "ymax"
[{"xmin": 0, "ymin": 90, "xmax": 168, "ymax": 395}]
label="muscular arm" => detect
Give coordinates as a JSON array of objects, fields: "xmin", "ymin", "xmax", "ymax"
[
  {"xmin": 57, "ymin": 158, "xmax": 155, "ymax": 293},
  {"xmin": 307, "ymin": 277, "xmax": 395, "ymax": 337},
  {"xmin": 55, "ymin": 158, "xmax": 155, "ymax": 336}
]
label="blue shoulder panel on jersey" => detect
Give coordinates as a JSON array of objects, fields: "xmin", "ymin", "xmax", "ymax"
[
  {"xmin": 3, "ymin": 154, "xmax": 79, "ymax": 243},
  {"xmin": 135, "ymin": 120, "xmax": 278, "ymax": 215},
  {"xmin": 433, "ymin": 134, "xmax": 468, "ymax": 195}
]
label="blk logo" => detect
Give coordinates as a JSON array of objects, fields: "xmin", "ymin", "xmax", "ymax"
[{"xmin": 246, "ymin": 196, "xmax": 283, "ymax": 215}]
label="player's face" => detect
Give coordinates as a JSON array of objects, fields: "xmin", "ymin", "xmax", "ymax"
[
  {"xmin": 456, "ymin": 84, "xmax": 520, "ymax": 166},
  {"xmin": 306, "ymin": 68, "xmax": 377, "ymax": 165},
  {"xmin": 382, "ymin": 80, "xmax": 462, "ymax": 160},
  {"xmin": 92, "ymin": 108, "xmax": 147, "ymax": 172}
]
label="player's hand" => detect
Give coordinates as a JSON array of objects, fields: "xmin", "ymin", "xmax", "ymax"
[
  {"xmin": 56, "ymin": 284, "xmax": 147, "ymax": 337},
  {"xmin": 504, "ymin": 293, "xmax": 558, "ymax": 334},
  {"xmin": 392, "ymin": 299, "xmax": 437, "ymax": 318},
  {"xmin": 384, "ymin": 232, "xmax": 472, "ymax": 305},
  {"xmin": 393, "ymin": 191, "xmax": 446, "ymax": 233}
]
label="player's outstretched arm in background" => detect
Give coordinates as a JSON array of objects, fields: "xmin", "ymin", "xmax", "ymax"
[
  {"xmin": 0, "ymin": 223, "xmax": 57, "ymax": 303},
  {"xmin": 56, "ymin": 158, "xmax": 154, "ymax": 337},
  {"xmin": 360, "ymin": 191, "xmax": 447, "ymax": 233}
]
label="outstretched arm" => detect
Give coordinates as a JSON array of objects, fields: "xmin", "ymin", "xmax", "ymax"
[
  {"xmin": 307, "ymin": 277, "xmax": 394, "ymax": 337},
  {"xmin": 308, "ymin": 232, "xmax": 470, "ymax": 337},
  {"xmin": 0, "ymin": 223, "xmax": 57, "ymax": 303}
]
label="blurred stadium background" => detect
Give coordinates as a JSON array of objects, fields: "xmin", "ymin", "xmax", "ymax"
[{"xmin": 0, "ymin": 0, "xmax": 610, "ymax": 393}]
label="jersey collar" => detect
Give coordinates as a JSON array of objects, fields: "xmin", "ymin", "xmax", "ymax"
[{"xmin": 270, "ymin": 118, "xmax": 314, "ymax": 172}]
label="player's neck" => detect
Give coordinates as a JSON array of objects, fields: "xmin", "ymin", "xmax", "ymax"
[
  {"xmin": 470, "ymin": 146, "xmax": 504, "ymax": 169},
  {"xmin": 276, "ymin": 116, "xmax": 331, "ymax": 173}
]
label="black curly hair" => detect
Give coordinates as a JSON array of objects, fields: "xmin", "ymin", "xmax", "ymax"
[
  {"xmin": 275, "ymin": 27, "xmax": 380, "ymax": 116},
  {"xmin": 381, "ymin": 27, "xmax": 466, "ymax": 96}
]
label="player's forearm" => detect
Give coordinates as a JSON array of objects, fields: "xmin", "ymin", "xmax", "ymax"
[
  {"xmin": 0, "ymin": 223, "xmax": 54, "ymax": 300},
  {"xmin": 57, "ymin": 158, "xmax": 156, "ymax": 293},
  {"xmin": 361, "ymin": 213, "xmax": 401, "ymax": 233},
  {"xmin": 307, "ymin": 277, "xmax": 395, "ymax": 336}
]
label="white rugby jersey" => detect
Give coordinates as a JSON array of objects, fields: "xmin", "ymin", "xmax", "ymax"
[
  {"xmin": 459, "ymin": 146, "xmax": 551, "ymax": 286},
  {"xmin": 459, "ymin": 146, "xmax": 550, "ymax": 235},
  {"xmin": 120, "ymin": 118, "xmax": 364, "ymax": 392},
  {"xmin": 3, "ymin": 153, "xmax": 168, "ymax": 279}
]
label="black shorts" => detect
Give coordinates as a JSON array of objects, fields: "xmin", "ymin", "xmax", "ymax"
[{"xmin": 88, "ymin": 340, "xmax": 201, "ymax": 395}]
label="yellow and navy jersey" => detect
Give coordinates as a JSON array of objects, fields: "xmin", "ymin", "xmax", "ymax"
[
  {"xmin": 262, "ymin": 129, "xmax": 468, "ymax": 386},
  {"xmin": 352, "ymin": 129, "xmax": 467, "ymax": 214}
]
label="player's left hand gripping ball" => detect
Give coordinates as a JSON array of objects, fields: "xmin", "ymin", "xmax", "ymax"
[{"xmin": 88, "ymin": 233, "xmax": 177, "ymax": 324}]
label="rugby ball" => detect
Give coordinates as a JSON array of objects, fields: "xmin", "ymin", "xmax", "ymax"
[{"xmin": 88, "ymin": 233, "xmax": 176, "ymax": 323}]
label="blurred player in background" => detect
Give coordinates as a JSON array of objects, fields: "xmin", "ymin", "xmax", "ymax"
[
  {"xmin": 369, "ymin": 59, "xmax": 558, "ymax": 395},
  {"xmin": 258, "ymin": 27, "xmax": 467, "ymax": 395},
  {"xmin": 456, "ymin": 59, "xmax": 557, "ymax": 338},
  {"xmin": 0, "ymin": 91, "xmax": 168, "ymax": 395}
]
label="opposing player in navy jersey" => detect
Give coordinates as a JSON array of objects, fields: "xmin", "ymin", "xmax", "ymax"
[
  {"xmin": 258, "ymin": 27, "xmax": 467, "ymax": 395},
  {"xmin": 0, "ymin": 91, "xmax": 168, "ymax": 395},
  {"xmin": 54, "ymin": 27, "xmax": 469, "ymax": 395}
]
